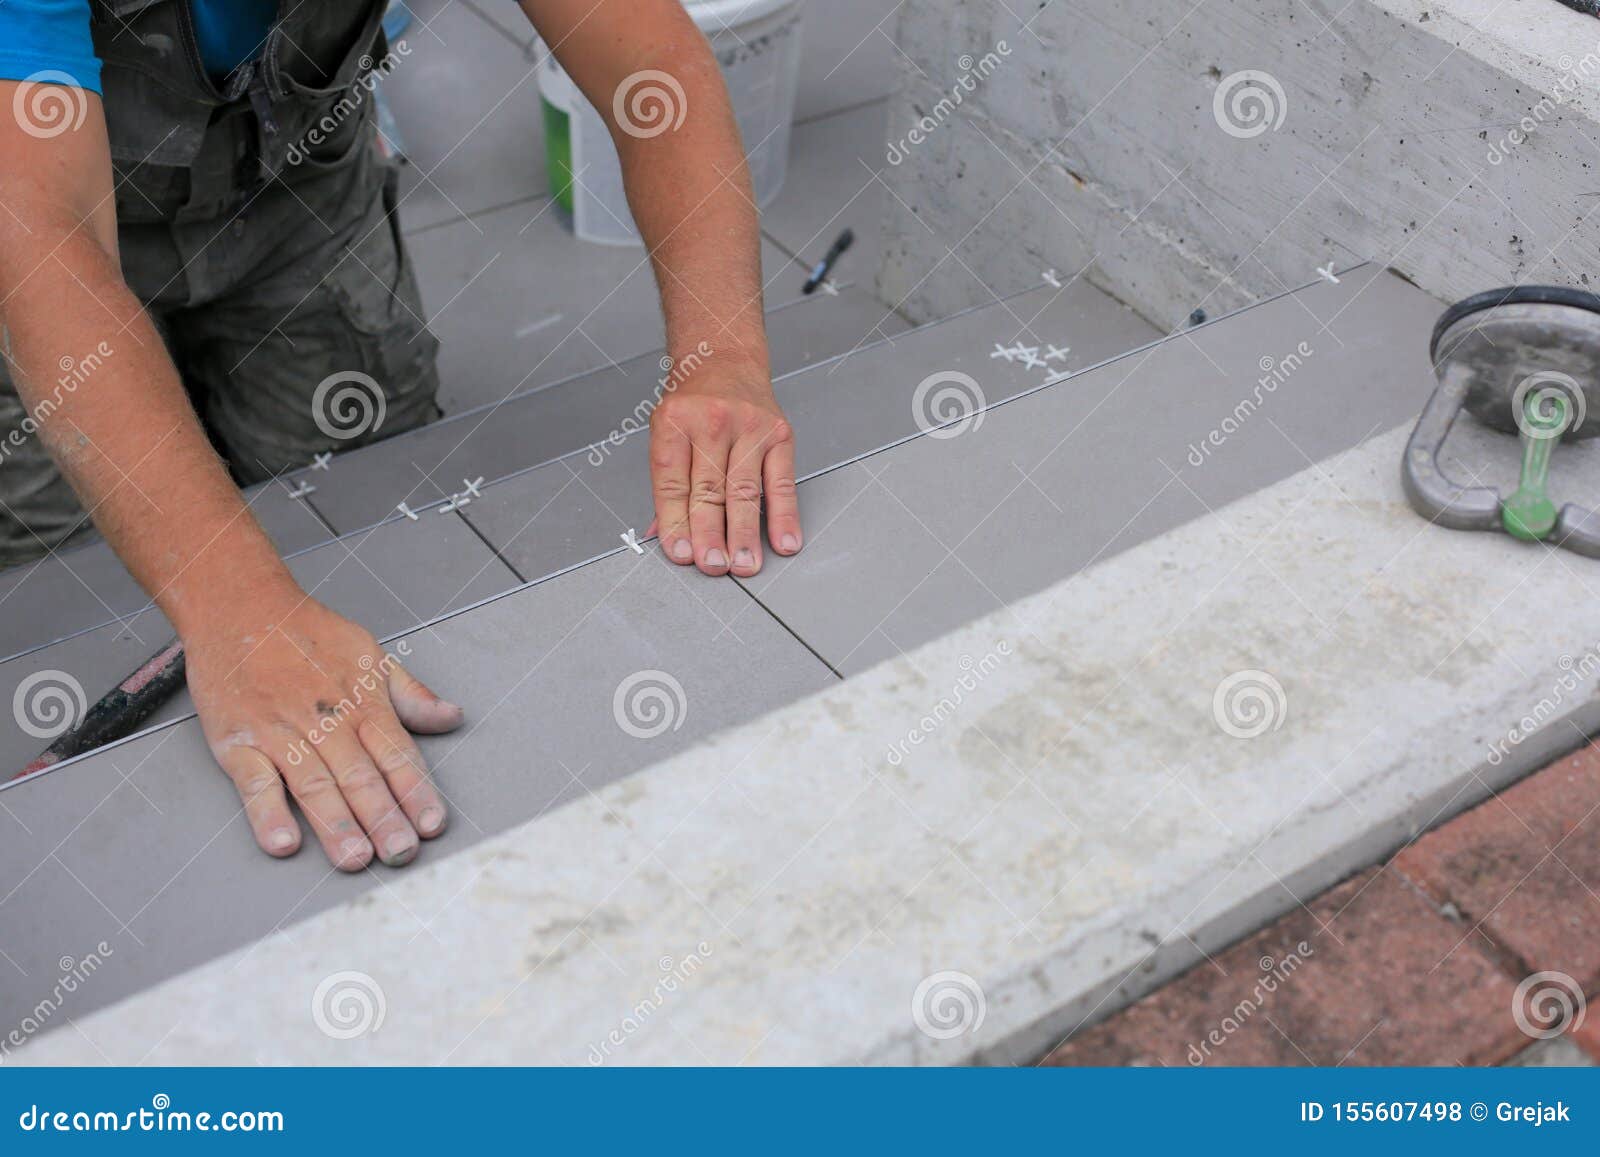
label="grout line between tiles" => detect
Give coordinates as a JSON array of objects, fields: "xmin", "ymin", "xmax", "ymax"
[{"xmin": 727, "ymin": 575, "xmax": 845, "ymax": 681}]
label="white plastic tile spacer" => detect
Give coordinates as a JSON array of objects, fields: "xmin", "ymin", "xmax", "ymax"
[
  {"xmin": 620, "ymin": 529, "xmax": 644, "ymax": 555},
  {"xmin": 819, "ymin": 279, "xmax": 840, "ymax": 296},
  {"xmin": 1317, "ymin": 263, "xmax": 1340, "ymax": 285},
  {"xmin": 285, "ymin": 481, "xmax": 316, "ymax": 500},
  {"xmin": 1042, "ymin": 269, "xmax": 1062, "ymax": 289},
  {"xmin": 311, "ymin": 452, "xmax": 332, "ymax": 471},
  {"xmin": 439, "ymin": 495, "xmax": 467, "ymax": 514},
  {"xmin": 1046, "ymin": 344, "xmax": 1071, "ymax": 361},
  {"xmin": 461, "ymin": 476, "xmax": 485, "ymax": 499},
  {"xmin": 396, "ymin": 502, "xmax": 419, "ymax": 521},
  {"xmin": 991, "ymin": 343, "xmax": 1018, "ymax": 361}
]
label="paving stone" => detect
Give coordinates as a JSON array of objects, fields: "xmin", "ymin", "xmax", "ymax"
[
  {"xmin": 1394, "ymin": 744, "xmax": 1600, "ymax": 997},
  {"xmin": 0, "ymin": 549, "xmax": 832, "ymax": 1031},
  {"xmin": 761, "ymin": 101, "xmax": 891, "ymax": 270},
  {"xmin": 1043, "ymin": 869, "xmax": 1524, "ymax": 1067},
  {"xmin": 793, "ymin": 2, "xmax": 901, "ymax": 121}
]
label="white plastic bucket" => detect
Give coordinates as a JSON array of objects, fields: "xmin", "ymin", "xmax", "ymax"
[{"xmin": 539, "ymin": 0, "xmax": 804, "ymax": 245}]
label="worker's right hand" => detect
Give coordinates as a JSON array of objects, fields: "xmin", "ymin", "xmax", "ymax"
[{"xmin": 183, "ymin": 589, "xmax": 463, "ymax": 871}]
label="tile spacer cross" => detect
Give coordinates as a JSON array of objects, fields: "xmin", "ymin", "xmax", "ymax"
[{"xmin": 620, "ymin": 529, "xmax": 644, "ymax": 555}]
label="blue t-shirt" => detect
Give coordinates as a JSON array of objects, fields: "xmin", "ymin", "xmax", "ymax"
[{"xmin": 0, "ymin": 0, "xmax": 279, "ymax": 94}]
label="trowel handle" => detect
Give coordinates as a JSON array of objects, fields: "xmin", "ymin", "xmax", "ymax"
[{"xmin": 1401, "ymin": 370, "xmax": 1502, "ymax": 531}]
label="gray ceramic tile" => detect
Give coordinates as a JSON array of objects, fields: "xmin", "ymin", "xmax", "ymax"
[
  {"xmin": 742, "ymin": 267, "xmax": 1444, "ymax": 673},
  {"xmin": 761, "ymin": 100, "xmax": 890, "ymax": 271},
  {"xmin": 296, "ymin": 280, "xmax": 903, "ymax": 534},
  {"xmin": 0, "ymin": 513, "xmax": 518, "ymax": 777},
  {"xmin": 793, "ymin": 0, "xmax": 902, "ymax": 122},
  {"xmin": 409, "ymin": 187, "xmax": 803, "ymax": 414},
  {"xmin": 0, "ymin": 549, "xmax": 832, "ymax": 1029},
  {"xmin": 387, "ymin": 1, "xmax": 547, "ymax": 233}
]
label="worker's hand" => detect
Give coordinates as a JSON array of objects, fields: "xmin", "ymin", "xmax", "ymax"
[
  {"xmin": 648, "ymin": 365, "xmax": 802, "ymax": 577},
  {"xmin": 184, "ymin": 592, "xmax": 462, "ymax": 871}
]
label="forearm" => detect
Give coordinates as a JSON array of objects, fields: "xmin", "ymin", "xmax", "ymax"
[{"xmin": 0, "ymin": 215, "xmax": 297, "ymax": 636}]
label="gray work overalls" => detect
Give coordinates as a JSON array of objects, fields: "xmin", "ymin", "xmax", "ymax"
[{"xmin": 0, "ymin": 0, "xmax": 440, "ymax": 565}]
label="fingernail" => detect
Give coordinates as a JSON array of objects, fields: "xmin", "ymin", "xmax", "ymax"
[
  {"xmin": 780, "ymin": 533, "xmax": 800, "ymax": 554},
  {"xmin": 705, "ymin": 548, "xmax": 727, "ymax": 569},
  {"xmin": 670, "ymin": 539, "xmax": 692, "ymax": 561},
  {"xmin": 383, "ymin": 834, "xmax": 418, "ymax": 864},
  {"xmin": 269, "ymin": 828, "xmax": 296, "ymax": 852},
  {"xmin": 419, "ymin": 806, "xmax": 446, "ymax": 836},
  {"xmin": 734, "ymin": 548, "xmax": 755, "ymax": 570},
  {"xmin": 338, "ymin": 837, "xmax": 372, "ymax": 868}
]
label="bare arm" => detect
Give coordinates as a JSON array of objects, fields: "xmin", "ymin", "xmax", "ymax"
[
  {"xmin": 519, "ymin": 0, "xmax": 804, "ymax": 574},
  {"xmin": 0, "ymin": 81, "xmax": 457, "ymax": 869}
]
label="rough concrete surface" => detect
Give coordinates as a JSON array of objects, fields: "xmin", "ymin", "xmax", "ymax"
[
  {"xmin": 876, "ymin": 0, "xmax": 1600, "ymax": 330},
  {"xmin": 18, "ymin": 409, "xmax": 1600, "ymax": 1065}
]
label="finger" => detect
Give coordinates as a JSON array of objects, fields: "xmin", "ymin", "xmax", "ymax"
[
  {"xmin": 725, "ymin": 434, "xmax": 767, "ymax": 576},
  {"xmin": 359, "ymin": 713, "xmax": 447, "ymax": 839},
  {"xmin": 275, "ymin": 741, "xmax": 373, "ymax": 872},
  {"xmin": 320, "ymin": 729, "xmax": 419, "ymax": 867},
  {"xmin": 689, "ymin": 442, "xmax": 731, "ymax": 575},
  {"xmin": 388, "ymin": 663, "xmax": 464, "ymax": 734},
  {"xmin": 650, "ymin": 419, "xmax": 694, "ymax": 565},
  {"xmin": 763, "ymin": 435, "xmax": 802, "ymax": 555},
  {"xmin": 214, "ymin": 744, "xmax": 300, "ymax": 858}
]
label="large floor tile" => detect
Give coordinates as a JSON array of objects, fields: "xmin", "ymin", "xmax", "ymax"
[
  {"xmin": 0, "ymin": 480, "xmax": 331, "ymax": 664},
  {"xmin": 761, "ymin": 100, "xmax": 891, "ymax": 272},
  {"xmin": 0, "ymin": 549, "xmax": 833, "ymax": 1029},
  {"xmin": 0, "ymin": 513, "xmax": 518, "ymax": 776},
  {"xmin": 741, "ymin": 267, "xmax": 1444, "ymax": 673},
  {"xmin": 409, "ymin": 192, "xmax": 802, "ymax": 415},
  {"xmin": 793, "ymin": 0, "xmax": 902, "ymax": 121},
  {"xmin": 387, "ymin": 0, "xmax": 546, "ymax": 233}
]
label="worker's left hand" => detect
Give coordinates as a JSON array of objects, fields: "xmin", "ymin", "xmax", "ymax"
[{"xmin": 648, "ymin": 366, "xmax": 802, "ymax": 577}]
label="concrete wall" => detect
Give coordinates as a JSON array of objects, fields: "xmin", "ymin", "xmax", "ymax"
[{"xmin": 875, "ymin": 0, "xmax": 1600, "ymax": 329}]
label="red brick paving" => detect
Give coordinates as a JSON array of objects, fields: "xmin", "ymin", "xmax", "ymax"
[
  {"xmin": 1045, "ymin": 870, "xmax": 1524, "ymax": 1066},
  {"xmin": 1394, "ymin": 746, "xmax": 1600, "ymax": 995},
  {"xmin": 1044, "ymin": 743, "xmax": 1600, "ymax": 1067}
]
